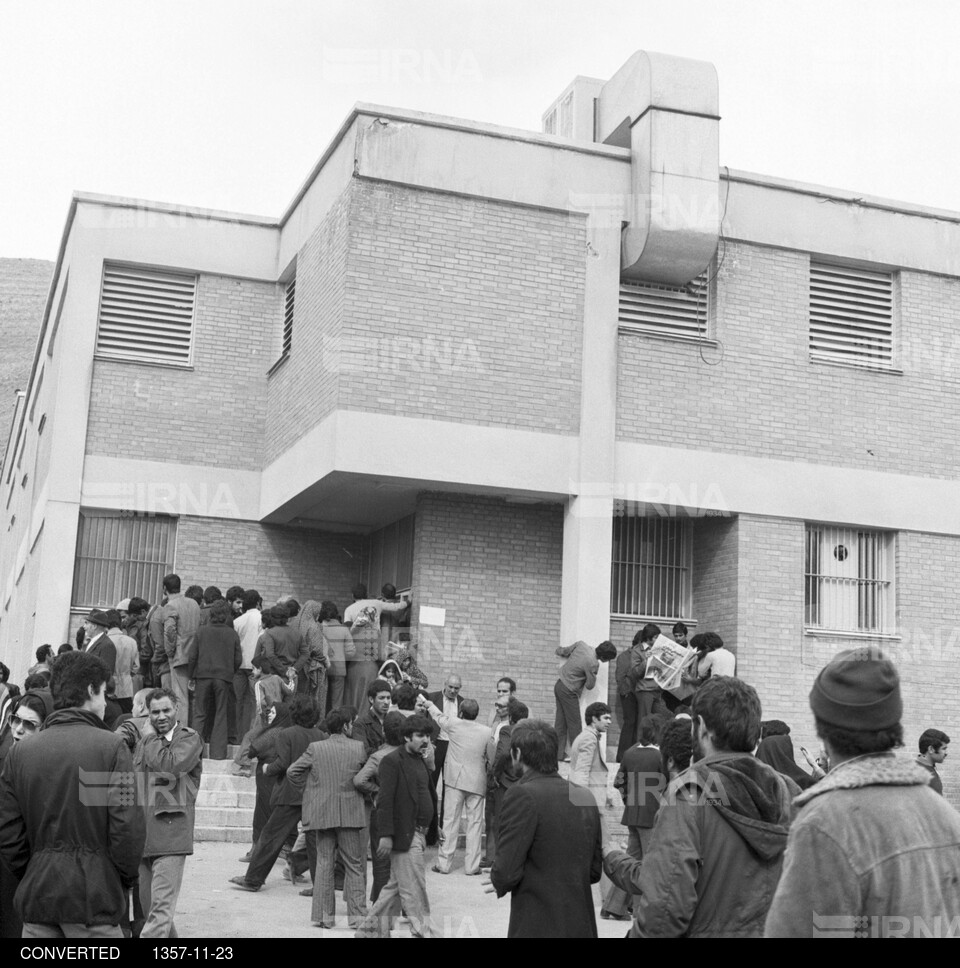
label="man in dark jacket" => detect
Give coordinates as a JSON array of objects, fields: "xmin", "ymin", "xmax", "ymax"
[
  {"xmin": 602, "ymin": 677, "xmax": 795, "ymax": 937},
  {"xmin": 0, "ymin": 651, "xmax": 145, "ymax": 938},
  {"xmin": 83, "ymin": 609, "xmax": 117, "ymax": 676},
  {"xmin": 134, "ymin": 687, "xmax": 203, "ymax": 938},
  {"xmin": 187, "ymin": 600, "xmax": 243, "ymax": 759},
  {"xmin": 481, "ymin": 696, "xmax": 528, "ymax": 869},
  {"xmin": 353, "ymin": 679, "xmax": 392, "ymax": 759},
  {"xmin": 486, "ymin": 719, "xmax": 603, "ymax": 938},
  {"xmin": 355, "ymin": 714, "xmax": 436, "ymax": 938},
  {"xmin": 229, "ymin": 696, "xmax": 326, "ymax": 891},
  {"xmin": 602, "ymin": 713, "xmax": 667, "ymax": 919}
]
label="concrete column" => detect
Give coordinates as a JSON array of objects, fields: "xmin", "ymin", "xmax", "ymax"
[{"xmin": 559, "ymin": 206, "xmax": 621, "ymax": 709}]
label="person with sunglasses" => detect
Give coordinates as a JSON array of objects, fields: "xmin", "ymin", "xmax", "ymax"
[{"xmin": 1, "ymin": 689, "xmax": 53, "ymax": 939}]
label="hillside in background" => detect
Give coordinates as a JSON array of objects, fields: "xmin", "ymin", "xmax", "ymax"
[{"xmin": 0, "ymin": 258, "xmax": 53, "ymax": 449}]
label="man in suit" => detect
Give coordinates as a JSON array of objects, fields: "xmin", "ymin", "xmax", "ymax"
[
  {"xmin": 106, "ymin": 609, "xmax": 140, "ymax": 714},
  {"xmin": 355, "ymin": 714, "xmax": 436, "ymax": 938},
  {"xmin": 229, "ymin": 696, "xmax": 326, "ymax": 890},
  {"xmin": 485, "ymin": 719, "xmax": 603, "ymax": 938},
  {"xmin": 159, "ymin": 574, "xmax": 201, "ymax": 721},
  {"xmin": 426, "ymin": 674, "xmax": 463, "ymax": 824},
  {"xmin": 569, "ymin": 702, "xmax": 615, "ymax": 811},
  {"xmin": 134, "ymin": 687, "xmax": 203, "ymax": 938},
  {"xmin": 287, "ymin": 707, "xmax": 368, "ymax": 929},
  {"xmin": 83, "ymin": 609, "xmax": 117, "ymax": 676},
  {"xmin": 420, "ymin": 695, "xmax": 490, "ymax": 875}
]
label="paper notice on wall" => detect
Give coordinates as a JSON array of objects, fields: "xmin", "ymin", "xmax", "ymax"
[
  {"xmin": 645, "ymin": 634, "xmax": 697, "ymax": 699},
  {"xmin": 419, "ymin": 606, "xmax": 446, "ymax": 627}
]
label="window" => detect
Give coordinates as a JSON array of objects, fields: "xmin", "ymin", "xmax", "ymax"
[
  {"xmin": 96, "ymin": 264, "xmax": 197, "ymax": 365},
  {"xmin": 809, "ymin": 261, "xmax": 895, "ymax": 369},
  {"xmin": 619, "ymin": 270, "xmax": 712, "ymax": 341},
  {"xmin": 611, "ymin": 515, "xmax": 691, "ymax": 619},
  {"xmin": 805, "ymin": 525, "xmax": 894, "ymax": 634},
  {"xmin": 366, "ymin": 514, "xmax": 415, "ymax": 594},
  {"xmin": 72, "ymin": 510, "xmax": 177, "ymax": 608},
  {"xmin": 282, "ymin": 276, "xmax": 295, "ymax": 357}
]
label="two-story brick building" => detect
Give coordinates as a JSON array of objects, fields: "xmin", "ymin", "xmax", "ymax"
[{"xmin": 3, "ymin": 51, "xmax": 960, "ymax": 786}]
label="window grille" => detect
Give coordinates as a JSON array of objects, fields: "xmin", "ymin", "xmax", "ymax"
[
  {"xmin": 619, "ymin": 271, "xmax": 711, "ymax": 340},
  {"xmin": 72, "ymin": 510, "xmax": 177, "ymax": 608},
  {"xmin": 611, "ymin": 515, "xmax": 691, "ymax": 619},
  {"xmin": 282, "ymin": 276, "xmax": 295, "ymax": 356},
  {"xmin": 805, "ymin": 524, "xmax": 894, "ymax": 633},
  {"xmin": 96, "ymin": 265, "xmax": 196, "ymax": 365},
  {"xmin": 809, "ymin": 262, "xmax": 894, "ymax": 369}
]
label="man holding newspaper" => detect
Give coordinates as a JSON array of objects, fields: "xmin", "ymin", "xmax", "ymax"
[{"xmin": 631, "ymin": 624, "xmax": 701, "ymax": 720}]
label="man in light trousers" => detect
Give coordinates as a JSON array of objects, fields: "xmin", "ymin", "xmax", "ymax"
[
  {"xmin": 356, "ymin": 715, "xmax": 437, "ymax": 938},
  {"xmin": 421, "ymin": 696, "xmax": 490, "ymax": 875}
]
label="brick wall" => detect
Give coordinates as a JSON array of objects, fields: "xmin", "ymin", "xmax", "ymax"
[
  {"xmin": 173, "ymin": 516, "xmax": 365, "ymax": 609},
  {"xmin": 265, "ymin": 188, "xmax": 350, "ymax": 464},
  {"xmin": 692, "ymin": 516, "xmax": 740, "ymax": 653},
  {"xmin": 410, "ymin": 492, "xmax": 564, "ymax": 716},
  {"xmin": 0, "ymin": 258, "xmax": 52, "ymax": 443},
  {"xmin": 617, "ymin": 242, "xmax": 960, "ymax": 481},
  {"xmin": 86, "ymin": 275, "xmax": 277, "ymax": 469},
  {"xmin": 340, "ymin": 182, "xmax": 584, "ymax": 434},
  {"xmin": 729, "ymin": 515, "xmax": 960, "ymax": 807}
]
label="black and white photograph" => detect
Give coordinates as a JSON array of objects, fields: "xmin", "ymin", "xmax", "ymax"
[{"xmin": 1, "ymin": 0, "xmax": 960, "ymax": 943}]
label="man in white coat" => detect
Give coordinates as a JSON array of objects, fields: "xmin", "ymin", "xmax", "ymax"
[{"xmin": 420, "ymin": 695, "xmax": 490, "ymax": 875}]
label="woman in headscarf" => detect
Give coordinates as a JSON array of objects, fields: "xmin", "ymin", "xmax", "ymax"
[
  {"xmin": 242, "ymin": 701, "xmax": 294, "ymax": 859},
  {"xmin": 377, "ymin": 659, "xmax": 404, "ymax": 690},
  {"xmin": 292, "ymin": 601, "xmax": 328, "ymax": 719},
  {"xmin": 755, "ymin": 725, "xmax": 822, "ymax": 790},
  {"xmin": 1, "ymin": 689, "xmax": 54, "ymax": 938},
  {"xmin": 392, "ymin": 646, "xmax": 428, "ymax": 690}
]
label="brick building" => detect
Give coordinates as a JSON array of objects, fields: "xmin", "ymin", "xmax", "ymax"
[{"xmin": 3, "ymin": 51, "xmax": 960, "ymax": 792}]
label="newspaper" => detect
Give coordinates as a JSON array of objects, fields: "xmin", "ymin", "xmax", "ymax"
[{"xmin": 645, "ymin": 634, "xmax": 698, "ymax": 700}]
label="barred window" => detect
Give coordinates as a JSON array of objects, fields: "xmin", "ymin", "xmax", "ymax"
[
  {"xmin": 72, "ymin": 510, "xmax": 177, "ymax": 608},
  {"xmin": 805, "ymin": 524, "xmax": 894, "ymax": 633},
  {"xmin": 611, "ymin": 515, "xmax": 691, "ymax": 620},
  {"xmin": 619, "ymin": 270, "xmax": 712, "ymax": 341}
]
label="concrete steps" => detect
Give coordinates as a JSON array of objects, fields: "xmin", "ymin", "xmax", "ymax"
[{"xmin": 195, "ymin": 746, "xmax": 256, "ymax": 844}]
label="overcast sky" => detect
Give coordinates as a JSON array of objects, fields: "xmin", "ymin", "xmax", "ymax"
[{"xmin": 2, "ymin": 0, "xmax": 958, "ymax": 259}]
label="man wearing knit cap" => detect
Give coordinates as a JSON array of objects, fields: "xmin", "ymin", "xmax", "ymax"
[{"xmin": 766, "ymin": 647, "xmax": 960, "ymax": 938}]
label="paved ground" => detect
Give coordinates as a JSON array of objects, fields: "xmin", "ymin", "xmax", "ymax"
[{"xmin": 175, "ymin": 842, "xmax": 629, "ymax": 939}]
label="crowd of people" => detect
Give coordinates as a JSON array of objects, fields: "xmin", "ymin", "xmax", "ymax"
[{"xmin": 0, "ymin": 573, "xmax": 959, "ymax": 938}]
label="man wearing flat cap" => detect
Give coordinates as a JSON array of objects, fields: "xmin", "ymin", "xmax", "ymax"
[
  {"xmin": 766, "ymin": 647, "xmax": 960, "ymax": 938},
  {"xmin": 83, "ymin": 609, "xmax": 117, "ymax": 675}
]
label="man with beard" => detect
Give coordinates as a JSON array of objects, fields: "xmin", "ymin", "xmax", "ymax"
[
  {"xmin": 355, "ymin": 715, "xmax": 437, "ymax": 938},
  {"xmin": 604, "ymin": 677, "xmax": 796, "ymax": 937}
]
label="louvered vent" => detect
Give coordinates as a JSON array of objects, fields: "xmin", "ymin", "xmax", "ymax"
[
  {"xmin": 96, "ymin": 265, "xmax": 197, "ymax": 364},
  {"xmin": 618, "ymin": 272, "xmax": 710, "ymax": 339},
  {"xmin": 282, "ymin": 277, "xmax": 295, "ymax": 356},
  {"xmin": 809, "ymin": 262, "xmax": 894, "ymax": 368}
]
